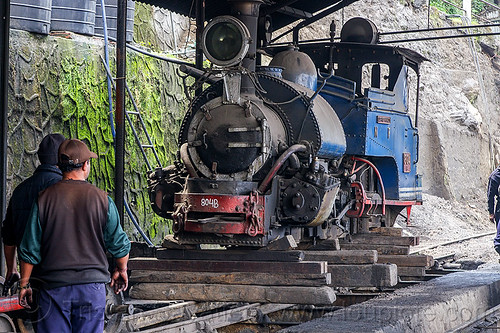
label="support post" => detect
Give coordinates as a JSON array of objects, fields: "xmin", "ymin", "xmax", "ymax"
[
  {"xmin": 195, "ymin": 0, "xmax": 205, "ymax": 70},
  {"xmin": 115, "ymin": 0, "xmax": 127, "ymax": 226},
  {"xmin": 195, "ymin": 0, "xmax": 205, "ymax": 96},
  {"xmin": 463, "ymin": 0, "xmax": 472, "ymax": 22},
  {"xmin": 0, "ymin": 0, "xmax": 10, "ymax": 277}
]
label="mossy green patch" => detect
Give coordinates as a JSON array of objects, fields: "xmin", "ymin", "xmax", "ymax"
[{"xmin": 7, "ymin": 29, "xmax": 186, "ymax": 244}]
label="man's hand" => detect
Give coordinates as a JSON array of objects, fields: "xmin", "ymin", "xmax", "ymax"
[
  {"xmin": 18, "ymin": 285, "xmax": 32, "ymax": 309},
  {"xmin": 2, "ymin": 272, "xmax": 20, "ymax": 296},
  {"xmin": 110, "ymin": 268, "xmax": 128, "ymax": 294},
  {"xmin": 490, "ymin": 214, "xmax": 496, "ymax": 224}
]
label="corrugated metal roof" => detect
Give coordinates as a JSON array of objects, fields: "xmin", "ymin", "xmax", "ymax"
[{"xmin": 138, "ymin": 0, "xmax": 361, "ymax": 29}]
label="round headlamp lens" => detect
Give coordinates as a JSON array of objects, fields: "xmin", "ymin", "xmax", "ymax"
[
  {"xmin": 205, "ymin": 22, "xmax": 243, "ymax": 62},
  {"xmin": 202, "ymin": 16, "xmax": 250, "ymax": 67}
]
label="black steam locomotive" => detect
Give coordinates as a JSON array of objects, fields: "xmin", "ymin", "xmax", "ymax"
[{"xmin": 148, "ymin": 0, "xmax": 423, "ymax": 247}]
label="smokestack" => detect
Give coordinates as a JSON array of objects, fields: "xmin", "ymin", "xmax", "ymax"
[{"xmin": 229, "ymin": 0, "xmax": 263, "ymax": 94}]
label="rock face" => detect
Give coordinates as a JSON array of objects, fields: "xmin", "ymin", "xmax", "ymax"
[{"xmin": 292, "ymin": 0, "xmax": 500, "ymax": 203}]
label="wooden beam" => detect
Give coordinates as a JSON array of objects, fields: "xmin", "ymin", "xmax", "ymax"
[
  {"xmin": 328, "ymin": 264, "xmax": 398, "ymax": 287},
  {"xmin": 302, "ymin": 238, "xmax": 340, "ymax": 250},
  {"xmin": 378, "ymin": 255, "xmax": 434, "ymax": 268},
  {"xmin": 156, "ymin": 249, "xmax": 304, "ymax": 262},
  {"xmin": 397, "ymin": 266, "xmax": 426, "ymax": 277},
  {"xmin": 129, "ymin": 258, "xmax": 328, "ymax": 274},
  {"xmin": 304, "ymin": 250, "xmax": 378, "ymax": 264},
  {"xmin": 130, "ymin": 242, "xmax": 157, "ymax": 258},
  {"xmin": 370, "ymin": 227, "xmax": 403, "ymax": 237},
  {"xmin": 265, "ymin": 235, "xmax": 298, "ymax": 251},
  {"xmin": 130, "ymin": 283, "xmax": 336, "ymax": 305},
  {"xmin": 347, "ymin": 234, "xmax": 419, "ymax": 246},
  {"xmin": 130, "ymin": 270, "xmax": 331, "ymax": 286},
  {"xmin": 339, "ymin": 243, "xmax": 410, "ymax": 255}
]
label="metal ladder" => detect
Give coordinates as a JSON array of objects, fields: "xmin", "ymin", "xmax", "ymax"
[{"xmin": 100, "ymin": 56, "xmax": 163, "ymax": 171}]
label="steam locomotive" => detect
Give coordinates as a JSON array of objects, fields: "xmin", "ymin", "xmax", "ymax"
[{"xmin": 148, "ymin": 1, "xmax": 424, "ymax": 247}]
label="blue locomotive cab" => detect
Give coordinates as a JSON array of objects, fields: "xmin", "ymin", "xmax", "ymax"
[{"xmin": 315, "ymin": 42, "xmax": 425, "ymax": 203}]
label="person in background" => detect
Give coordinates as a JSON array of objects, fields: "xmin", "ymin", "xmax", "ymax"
[
  {"xmin": 488, "ymin": 166, "xmax": 500, "ymax": 226},
  {"xmin": 489, "ymin": 166, "xmax": 500, "ymax": 255},
  {"xmin": 1, "ymin": 133, "xmax": 66, "ymax": 292},
  {"xmin": 18, "ymin": 138, "xmax": 131, "ymax": 333}
]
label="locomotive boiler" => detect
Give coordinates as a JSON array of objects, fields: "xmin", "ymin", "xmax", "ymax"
[{"xmin": 148, "ymin": 0, "xmax": 423, "ymax": 247}]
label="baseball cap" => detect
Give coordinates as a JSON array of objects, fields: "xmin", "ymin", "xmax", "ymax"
[
  {"xmin": 58, "ymin": 139, "xmax": 98, "ymax": 166},
  {"xmin": 38, "ymin": 133, "xmax": 66, "ymax": 165}
]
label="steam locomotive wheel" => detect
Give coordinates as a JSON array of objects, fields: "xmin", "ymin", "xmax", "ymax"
[{"xmin": 0, "ymin": 314, "xmax": 15, "ymax": 333}]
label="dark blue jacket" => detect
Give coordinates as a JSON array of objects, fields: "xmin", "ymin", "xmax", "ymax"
[
  {"xmin": 1, "ymin": 164, "xmax": 62, "ymax": 246},
  {"xmin": 488, "ymin": 167, "xmax": 500, "ymax": 217}
]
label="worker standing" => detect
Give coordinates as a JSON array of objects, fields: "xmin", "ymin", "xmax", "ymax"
[
  {"xmin": 488, "ymin": 166, "xmax": 500, "ymax": 225},
  {"xmin": 1, "ymin": 133, "xmax": 65, "ymax": 290},
  {"xmin": 18, "ymin": 139, "xmax": 131, "ymax": 333}
]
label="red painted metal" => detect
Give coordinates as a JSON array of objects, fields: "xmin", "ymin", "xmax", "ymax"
[
  {"xmin": 0, "ymin": 296, "xmax": 23, "ymax": 312},
  {"xmin": 174, "ymin": 192, "xmax": 266, "ymax": 236},
  {"xmin": 385, "ymin": 199, "xmax": 422, "ymax": 206},
  {"xmin": 351, "ymin": 156, "xmax": 386, "ymax": 215},
  {"xmin": 346, "ymin": 182, "xmax": 366, "ymax": 218},
  {"xmin": 406, "ymin": 205, "xmax": 412, "ymax": 225},
  {"xmin": 346, "ymin": 180, "xmax": 421, "ymax": 218}
]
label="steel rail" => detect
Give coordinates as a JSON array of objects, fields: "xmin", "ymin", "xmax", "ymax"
[
  {"xmin": 449, "ymin": 302, "xmax": 500, "ymax": 332},
  {"xmin": 410, "ymin": 231, "xmax": 496, "ymax": 254}
]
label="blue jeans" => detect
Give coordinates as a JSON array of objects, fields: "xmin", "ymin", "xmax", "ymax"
[{"xmin": 37, "ymin": 283, "xmax": 106, "ymax": 333}]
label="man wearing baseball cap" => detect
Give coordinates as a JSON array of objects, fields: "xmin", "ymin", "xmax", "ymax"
[
  {"xmin": 2, "ymin": 133, "xmax": 66, "ymax": 295},
  {"xmin": 18, "ymin": 139, "xmax": 131, "ymax": 333}
]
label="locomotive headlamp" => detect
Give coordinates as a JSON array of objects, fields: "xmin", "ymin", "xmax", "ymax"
[{"xmin": 202, "ymin": 16, "xmax": 251, "ymax": 67}]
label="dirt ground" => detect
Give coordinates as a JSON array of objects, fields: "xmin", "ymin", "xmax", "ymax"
[{"xmin": 395, "ymin": 193, "xmax": 499, "ymax": 269}]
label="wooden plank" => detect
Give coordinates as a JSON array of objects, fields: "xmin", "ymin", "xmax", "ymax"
[
  {"xmin": 339, "ymin": 243, "xmax": 410, "ymax": 255},
  {"xmin": 304, "ymin": 250, "xmax": 378, "ymax": 265},
  {"xmin": 156, "ymin": 249, "xmax": 304, "ymax": 262},
  {"xmin": 130, "ymin": 242, "xmax": 157, "ymax": 258},
  {"xmin": 130, "ymin": 283, "xmax": 336, "ymax": 305},
  {"xmin": 266, "ymin": 235, "xmax": 298, "ymax": 250},
  {"xmin": 129, "ymin": 258, "xmax": 328, "ymax": 274},
  {"xmin": 397, "ymin": 266, "xmax": 426, "ymax": 277},
  {"xmin": 129, "ymin": 270, "xmax": 331, "ymax": 286},
  {"xmin": 370, "ymin": 227, "xmax": 403, "ymax": 237},
  {"xmin": 347, "ymin": 234, "xmax": 419, "ymax": 246},
  {"xmin": 378, "ymin": 255, "xmax": 434, "ymax": 268},
  {"xmin": 328, "ymin": 264, "xmax": 398, "ymax": 287},
  {"xmin": 302, "ymin": 238, "xmax": 340, "ymax": 250}
]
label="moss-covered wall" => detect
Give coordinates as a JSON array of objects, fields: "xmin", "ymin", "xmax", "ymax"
[{"xmin": 7, "ymin": 26, "xmax": 186, "ymax": 244}]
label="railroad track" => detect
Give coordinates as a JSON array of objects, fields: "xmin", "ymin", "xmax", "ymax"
[
  {"xmin": 118, "ymin": 296, "xmax": 374, "ymax": 332},
  {"xmin": 117, "ymin": 230, "xmax": 447, "ymax": 331},
  {"xmin": 449, "ymin": 303, "xmax": 500, "ymax": 332},
  {"xmin": 410, "ymin": 231, "xmax": 496, "ymax": 254}
]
